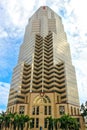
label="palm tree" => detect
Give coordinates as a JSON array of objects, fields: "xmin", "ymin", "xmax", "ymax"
[
  {"xmin": 25, "ymin": 116, "xmax": 33, "ymax": 130},
  {"xmin": 54, "ymin": 118, "xmax": 60, "ymax": 130},
  {"xmin": 80, "ymin": 102, "xmax": 87, "ymax": 129},
  {"xmin": 0, "ymin": 112, "xmax": 6, "ymax": 130},
  {"xmin": 0, "ymin": 111, "xmax": 32, "ymax": 130},
  {"xmin": 8, "ymin": 112, "xmax": 17, "ymax": 130},
  {"xmin": 47, "ymin": 116, "xmax": 54, "ymax": 130},
  {"xmin": 0, "ymin": 112, "xmax": 4, "ymax": 130},
  {"xmin": 12, "ymin": 114, "xmax": 32, "ymax": 130},
  {"xmin": 59, "ymin": 114, "xmax": 79, "ymax": 130},
  {"xmin": 46, "ymin": 116, "xmax": 53, "ymax": 130},
  {"xmin": 80, "ymin": 102, "xmax": 87, "ymax": 118},
  {"xmin": 59, "ymin": 114, "xmax": 69, "ymax": 130},
  {"xmin": 19, "ymin": 114, "xmax": 30, "ymax": 130},
  {"xmin": 68, "ymin": 117, "xmax": 79, "ymax": 130},
  {"xmin": 13, "ymin": 114, "xmax": 21, "ymax": 130},
  {"xmin": 0, "ymin": 111, "xmax": 11, "ymax": 130},
  {"xmin": 46, "ymin": 116, "xmax": 60, "ymax": 130}
]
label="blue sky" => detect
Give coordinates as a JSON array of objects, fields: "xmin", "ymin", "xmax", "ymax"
[{"xmin": 0, "ymin": 0, "xmax": 87, "ymax": 112}]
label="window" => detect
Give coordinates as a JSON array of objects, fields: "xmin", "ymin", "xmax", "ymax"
[
  {"xmin": 44, "ymin": 106, "xmax": 47, "ymax": 115},
  {"xmin": 59, "ymin": 106, "xmax": 65, "ymax": 115},
  {"xmin": 44, "ymin": 118, "xmax": 47, "ymax": 128},
  {"xmin": 57, "ymin": 96, "xmax": 59, "ymax": 103},
  {"xmin": 45, "ymin": 95, "xmax": 51, "ymax": 103},
  {"xmin": 48, "ymin": 106, "xmax": 51, "ymax": 115},
  {"xmin": 19, "ymin": 106, "xmax": 25, "ymax": 114},
  {"xmin": 36, "ymin": 106, "xmax": 39, "ymax": 115},
  {"xmin": 44, "ymin": 106, "xmax": 51, "ymax": 115},
  {"xmin": 32, "ymin": 106, "xmax": 39, "ymax": 115},
  {"xmin": 77, "ymin": 108, "xmax": 79, "ymax": 115},
  {"xmin": 71, "ymin": 107, "xmax": 73, "ymax": 115},
  {"xmin": 36, "ymin": 118, "xmax": 39, "ymax": 128},
  {"xmin": 74, "ymin": 107, "xmax": 76, "ymax": 115},
  {"xmin": 12, "ymin": 106, "xmax": 14, "ymax": 113},
  {"xmin": 32, "ymin": 107, "xmax": 35, "ymax": 115},
  {"xmin": 10, "ymin": 108, "xmax": 12, "ymax": 112},
  {"xmin": 32, "ymin": 118, "xmax": 35, "ymax": 128}
]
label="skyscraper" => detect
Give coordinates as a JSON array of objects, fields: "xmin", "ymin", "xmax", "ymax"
[{"xmin": 7, "ymin": 6, "xmax": 83, "ymax": 129}]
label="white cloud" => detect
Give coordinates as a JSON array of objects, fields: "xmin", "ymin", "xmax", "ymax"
[
  {"xmin": 36, "ymin": 0, "xmax": 47, "ymax": 7},
  {"xmin": 0, "ymin": 27, "xmax": 8, "ymax": 38},
  {"xmin": 75, "ymin": 66, "xmax": 87, "ymax": 103},
  {"xmin": 1, "ymin": 0, "xmax": 36, "ymax": 27},
  {"xmin": 0, "ymin": 82, "xmax": 10, "ymax": 112}
]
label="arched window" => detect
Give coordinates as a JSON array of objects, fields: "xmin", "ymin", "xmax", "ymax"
[
  {"xmin": 77, "ymin": 108, "xmax": 79, "ymax": 115},
  {"xmin": 71, "ymin": 106, "xmax": 73, "ymax": 115},
  {"xmin": 74, "ymin": 107, "xmax": 76, "ymax": 115},
  {"xmin": 32, "ymin": 94, "xmax": 51, "ymax": 128},
  {"xmin": 33, "ymin": 95, "xmax": 51, "ymax": 104}
]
